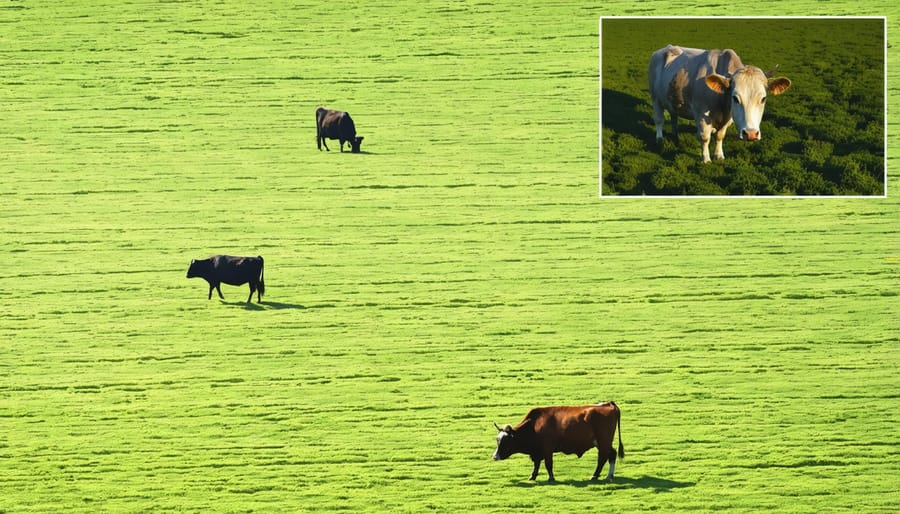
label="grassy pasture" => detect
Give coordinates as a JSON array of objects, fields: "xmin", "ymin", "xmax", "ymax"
[
  {"xmin": 602, "ymin": 18, "xmax": 886, "ymax": 195},
  {"xmin": 1, "ymin": 1, "xmax": 899, "ymax": 512}
]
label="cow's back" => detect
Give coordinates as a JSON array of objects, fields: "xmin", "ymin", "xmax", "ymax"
[
  {"xmin": 210, "ymin": 255, "xmax": 262, "ymax": 285},
  {"xmin": 525, "ymin": 405, "xmax": 617, "ymax": 453},
  {"xmin": 650, "ymin": 45, "xmax": 744, "ymax": 118},
  {"xmin": 317, "ymin": 108, "xmax": 355, "ymax": 139}
]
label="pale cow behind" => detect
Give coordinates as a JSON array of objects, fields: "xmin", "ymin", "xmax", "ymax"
[{"xmin": 648, "ymin": 45, "xmax": 791, "ymax": 162}]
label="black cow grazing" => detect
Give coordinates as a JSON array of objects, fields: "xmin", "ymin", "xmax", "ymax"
[
  {"xmin": 493, "ymin": 401, "xmax": 624, "ymax": 482},
  {"xmin": 316, "ymin": 107, "xmax": 364, "ymax": 153},
  {"xmin": 186, "ymin": 255, "xmax": 265, "ymax": 303}
]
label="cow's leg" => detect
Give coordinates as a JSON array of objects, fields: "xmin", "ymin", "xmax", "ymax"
[
  {"xmin": 605, "ymin": 447, "xmax": 618, "ymax": 481},
  {"xmin": 652, "ymin": 100, "xmax": 666, "ymax": 142},
  {"xmin": 714, "ymin": 120, "xmax": 732, "ymax": 160},
  {"xmin": 207, "ymin": 284, "xmax": 214, "ymax": 300},
  {"xmin": 592, "ymin": 448, "xmax": 609, "ymax": 481},
  {"xmin": 247, "ymin": 284, "xmax": 255, "ymax": 303},
  {"xmin": 544, "ymin": 453, "xmax": 555, "ymax": 482},
  {"xmin": 339, "ymin": 139, "xmax": 345, "ymax": 153},
  {"xmin": 713, "ymin": 132, "xmax": 726, "ymax": 160},
  {"xmin": 669, "ymin": 110, "xmax": 678, "ymax": 141},
  {"xmin": 697, "ymin": 121, "xmax": 713, "ymax": 163},
  {"xmin": 215, "ymin": 283, "xmax": 225, "ymax": 300},
  {"xmin": 529, "ymin": 456, "xmax": 541, "ymax": 481},
  {"xmin": 321, "ymin": 137, "xmax": 330, "ymax": 151}
]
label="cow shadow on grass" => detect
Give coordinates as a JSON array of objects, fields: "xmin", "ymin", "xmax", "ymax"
[
  {"xmin": 222, "ymin": 301, "xmax": 307, "ymax": 311},
  {"xmin": 513, "ymin": 475, "xmax": 694, "ymax": 491},
  {"xmin": 602, "ymin": 88, "xmax": 653, "ymax": 144}
]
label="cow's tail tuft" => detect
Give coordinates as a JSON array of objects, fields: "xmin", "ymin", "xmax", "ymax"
[
  {"xmin": 258, "ymin": 256, "xmax": 265, "ymax": 297},
  {"xmin": 613, "ymin": 401, "xmax": 625, "ymax": 460}
]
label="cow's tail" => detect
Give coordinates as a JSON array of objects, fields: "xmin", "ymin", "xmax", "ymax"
[
  {"xmin": 613, "ymin": 401, "xmax": 625, "ymax": 460},
  {"xmin": 257, "ymin": 256, "xmax": 265, "ymax": 297}
]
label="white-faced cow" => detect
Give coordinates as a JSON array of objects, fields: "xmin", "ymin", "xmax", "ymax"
[
  {"xmin": 186, "ymin": 255, "xmax": 265, "ymax": 303},
  {"xmin": 316, "ymin": 107, "xmax": 364, "ymax": 153},
  {"xmin": 648, "ymin": 45, "xmax": 791, "ymax": 162},
  {"xmin": 493, "ymin": 402, "xmax": 624, "ymax": 482}
]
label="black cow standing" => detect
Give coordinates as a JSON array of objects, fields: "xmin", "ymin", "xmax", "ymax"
[
  {"xmin": 186, "ymin": 255, "xmax": 265, "ymax": 303},
  {"xmin": 316, "ymin": 107, "xmax": 364, "ymax": 153}
]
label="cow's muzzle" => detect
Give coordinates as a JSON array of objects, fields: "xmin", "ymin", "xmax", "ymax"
[{"xmin": 741, "ymin": 128, "xmax": 761, "ymax": 141}]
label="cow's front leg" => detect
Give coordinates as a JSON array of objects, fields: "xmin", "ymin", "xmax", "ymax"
[
  {"xmin": 215, "ymin": 284, "xmax": 225, "ymax": 300},
  {"xmin": 714, "ymin": 120, "xmax": 732, "ymax": 160},
  {"xmin": 529, "ymin": 456, "xmax": 541, "ymax": 480},
  {"xmin": 714, "ymin": 138, "xmax": 726, "ymax": 160},
  {"xmin": 207, "ymin": 284, "xmax": 214, "ymax": 300},
  {"xmin": 697, "ymin": 121, "xmax": 713, "ymax": 163},
  {"xmin": 544, "ymin": 453, "xmax": 555, "ymax": 482}
]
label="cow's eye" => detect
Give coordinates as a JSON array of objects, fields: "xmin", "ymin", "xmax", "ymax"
[
  {"xmin": 761, "ymin": 97, "xmax": 767, "ymax": 104},
  {"xmin": 732, "ymin": 96, "xmax": 741, "ymax": 105}
]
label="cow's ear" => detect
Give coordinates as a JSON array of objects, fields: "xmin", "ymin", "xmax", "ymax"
[
  {"xmin": 705, "ymin": 74, "xmax": 730, "ymax": 94},
  {"xmin": 190, "ymin": 259, "xmax": 195, "ymax": 264},
  {"xmin": 767, "ymin": 77, "xmax": 791, "ymax": 95},
  {"xmin": 504, "ymin": 424, "xmax": 514, "ymax": 433}
]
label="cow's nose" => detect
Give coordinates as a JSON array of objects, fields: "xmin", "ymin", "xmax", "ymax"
[{"xmin": 743, "ymin": 129, "xmax": 760, "ymax": 141}]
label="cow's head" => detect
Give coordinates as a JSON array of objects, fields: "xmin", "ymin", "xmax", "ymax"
[
  {"xmin": 492, "ymin": 423, "xmax": 517, "ymax": 460},
  {"xmin": 705, "ymin": 67, "xmax": 791, "ymax": 141},
  {"xmin": 186, "ymin": 258, "xmax": 210, "ymax": 279},
  {"xmin": 350, "ymin": 136, "xmax": 364, "ymax": 153}
]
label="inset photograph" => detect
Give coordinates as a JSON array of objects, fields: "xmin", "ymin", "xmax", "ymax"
[{"xmin": 600, "ymin": 17, "xmax": 886, "ymax": 196}]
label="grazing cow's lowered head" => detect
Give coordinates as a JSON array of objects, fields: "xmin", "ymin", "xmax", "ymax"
[
  {"xmin": 705, "ymin": 66, "xmax": 791, "ymax": 142},
  {"xmin": 492, "ymin": 424, "xmax": 518, "ymax": 461}
]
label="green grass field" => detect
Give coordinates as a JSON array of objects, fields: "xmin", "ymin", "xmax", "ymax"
[{"xmin": 2, "ymin": 1, "xmax": 898, "ymax": 512}]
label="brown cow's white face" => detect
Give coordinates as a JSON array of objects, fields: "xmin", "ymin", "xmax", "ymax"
[
  {"xmin": 493, "ymin": 425, "xmax": 516, "ymax": 460},
  {"xmin": 706, "ymin": 67, "xmax": 791, "ymax": 142}
]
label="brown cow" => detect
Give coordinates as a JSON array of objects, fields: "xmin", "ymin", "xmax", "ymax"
[{"xmin": 493, "ymin": 402, "xmax": 624, "ymax": 482}]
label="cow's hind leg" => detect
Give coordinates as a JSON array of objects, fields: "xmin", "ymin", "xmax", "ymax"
[
  {"xmin": 215, "ymin": 283, "xmax": 225, "ymax": 300},
  {"xmin": 652, "ymin": 100, "xmax": 666, "ymax": 142},
  {"xmin": 592, "ymin": 448, "xmax": 610, "ymax": 481},
  {"xmin": 247, "ymin": 284, "xmax": 256, "ymax": 303},
  {"xmin": 605, "ymin": 447, "xmax": 618, "ymax": 481}
]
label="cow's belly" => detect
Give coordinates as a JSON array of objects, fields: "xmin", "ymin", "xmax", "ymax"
[{"xmin": 556, "ymin": 440, "xmax": 594, "ymax": 456}]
